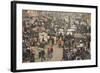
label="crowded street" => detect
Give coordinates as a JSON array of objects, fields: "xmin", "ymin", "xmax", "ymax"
[{"xmin": 22, "ymin": 10, "xmax": 91, "ymax": 63}]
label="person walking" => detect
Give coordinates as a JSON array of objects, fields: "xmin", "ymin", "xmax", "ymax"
[
  {"xmin": 40, "ymin": 48, "xmax": 46, "ymax": 62},
  {"xmin": 47, "ymin": 46, "xmax": 53, "ymax": 60}
]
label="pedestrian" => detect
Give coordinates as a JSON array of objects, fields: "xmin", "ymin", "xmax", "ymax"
[
  {"xmin": 47, "ymin": 46, "xmax": 53, "ymax": 60},
  {"xmin": 30, "ymin": 47, "xmax": 36, "ymax": 62},
  {"xmin": 40, "ymin": 48, "xmax": 46, "ymax": 62},
  {"xmin": 50, "ymin": 46, "xmax": 53, "ymax": 58}
]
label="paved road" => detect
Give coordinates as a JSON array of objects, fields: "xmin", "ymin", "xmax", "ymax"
[
  {"xmin": 50, "ymin": 45, "xmax": 63, "ymax": 61},
  {"xmin": 31, "ymin": 45, "xmax": 63, "ymax": 62}
]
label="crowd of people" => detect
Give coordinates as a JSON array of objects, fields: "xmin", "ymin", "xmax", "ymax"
[
  {"xmin": 63, "ymin": 45, "xmax": 90, "ymax": 60},
  {"xmin": 22, "ymin": 10, "xmax": 91, "ymax": 63}
]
